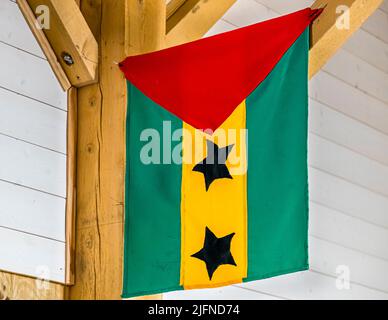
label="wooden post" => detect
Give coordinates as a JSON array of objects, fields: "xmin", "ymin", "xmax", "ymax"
[
  {"xmin": 67, "ymin": 0, "xmax": 124, "ymax": 300},
  {"xmin": 125, "ymin": 0, "xmax": 166, "ymax": 55},
  {"xmin": 65, "ymin": 87, "xmax": 78, "ymax": 286},
  {"xmin": 68, "ymin": 0, "xmax": 167, "ymax": 300}
]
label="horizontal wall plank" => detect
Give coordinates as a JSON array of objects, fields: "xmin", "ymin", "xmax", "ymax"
[
  {"xmin": 309, "ymin": 98, "xmax": 388, "ymax": 166},
  {"xmin": 309, "ymin": 168, "xmax": 388, "ymax": 229},
  {"xmin": 0, "ymin": 180, "xmax": 66, "ymax": 241},
  {"xmin": 310, "ymin": 202, "xmax": 388, "ymax": 261},
  {"xmin": 0, "ymin": 42, "xmax": 67, "ymax": 110},
  {"xmin": 0, "ymin": 134, "xmax": 66, "ymax": 197},
  {"xmin": 310, "ymin": 71, "xmax": 388, "ymax": 136},
  {"xmin": 0, "ymin": 88, "xmax": 67, "ymax": 154},
  {"xmin": 223, "ymin": 0, "xmax": 277, "ymax": 27},
  {"xmin": 240, "ymin": 270, "xmax": 388, "ymax": 300},
  {"xmin": 164, "ymin": 285, "xmax": 282, "ymax": 300},
  {"xmin": 363, "ymin": 9, "xmax": 388, "ymax": 47},
  {"xmin": 205, "ymin": 19, "xmax": 235, "ymax": 37},
  {"xmin": 0, "ymin": 0, "xmax": 45, "ymax": 58},
  {"xmin": 166, "ymin": 214, "xmax": 388, "ymax": 298},
  {"xmin": 379, "ymin": 0, "xmax": 388, "ymax": 14},
  {"xmin": 343, "ymin": 29, "xmax": 388, "ymax": 73},
  {"xmin": 0, "ymin": 227, "xmax": 65, "ymax": 283},
  {"xmin": 254, "ymin": 0, "xmax": 314, "ymax": 14},
  {"xmin": 323, "ymin": 48, "xmax": 388, "ymax": 105},
  {"xmin": 309, "ymin": 134, "xmax": 388, "ymax": 198},
  {"xmin": 310, "ymin": 235, "xmax": 388, "ymax": 293}
]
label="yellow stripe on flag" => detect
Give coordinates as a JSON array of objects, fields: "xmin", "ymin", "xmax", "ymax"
[{"xmin": 180, "ymin": 101, "xmax": 248, "ymax": 289}]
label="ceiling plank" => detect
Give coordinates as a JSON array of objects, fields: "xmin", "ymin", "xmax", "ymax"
[
  {"xmin": 309, "ymin": 0, "xmax": 383, "ymax": 78},
  {"xmin": 22, "ymin": 0, "xmax": 98, "ymax": 88},
  {"xmin": 166, "ymin": 0, "xmax": 236, "ymax": 47}
]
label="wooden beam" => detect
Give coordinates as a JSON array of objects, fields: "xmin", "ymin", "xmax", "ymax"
[
  {"xmin": 65, "ymin": 87, "xmax": 77, "ymax": 285},
  {"xmin": 125, "ymin": 0, "xmax": 166, "ymax": 55},
  {"xmin": 23, "ymin": 0, "xmax": 98, "ymax": 88},
  {"xmin": 17, "ymin": 0, "xmax": 71, "ymax": 91},
  {"xmin": 167, "ymin": 0, "xmax": 187, "ymax": 19},
  {"xmin": 67, "ymin": 0, "xmax": 167, "ymax": 300},
  {"xmin": 166, "ymin": 0, "xmax": 236, "ymax": 47},
  {"xmin": 0, "ymin": 272, "xmax": 65, "ymax": 300},
  {"xmin": 68, "ymin": 0, "xmax": 125, "ymax": 300},
  {"xmin": 309, "ymin": 0, "xmax": 383, "ymax": 78}
]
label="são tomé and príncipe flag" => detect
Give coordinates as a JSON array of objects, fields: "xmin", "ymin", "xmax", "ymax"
[{"xmin": 119, "ymin": 8, "xmax": 322, "ymax": 298}]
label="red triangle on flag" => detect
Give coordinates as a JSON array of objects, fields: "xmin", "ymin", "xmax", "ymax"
[{"xmin": 120, "ymin": 8, "xmax": 322, "ymax": 131}]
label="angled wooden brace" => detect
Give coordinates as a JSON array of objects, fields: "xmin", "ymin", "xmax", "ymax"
[
  {"xmin": 17, "ymin": 0, "xmax": 99, "ymax": 88},
  {"xmin": 309, "ymin": 0, "xmax": 383, "ymax": 78}
]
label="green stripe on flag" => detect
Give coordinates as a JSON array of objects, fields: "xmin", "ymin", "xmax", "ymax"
[
  {"xmin": 123, "ymin": 82, "xmax": 183, "ymax": 298},
  {"xmin": 245, "ymin": 28, "xmax": 310, "ymax": 281}
]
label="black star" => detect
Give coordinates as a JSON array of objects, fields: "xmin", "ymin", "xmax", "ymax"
[
  {"xmin": 191, "ymin": 227, "xmax": 237, "ymax": 280},
  {"xmin": 193, "ymin": 140, "xmax": 234, "ymax": 191}
]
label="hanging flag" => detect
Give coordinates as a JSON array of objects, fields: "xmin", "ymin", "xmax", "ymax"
[{"xmin": 120, "ymin": 8, "xmax": 322, "ymax": 298}]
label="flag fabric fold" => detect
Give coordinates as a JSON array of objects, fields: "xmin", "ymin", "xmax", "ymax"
[{"xmin": 120, "ymin": 8, "xmax": 320, "ymax": 298}]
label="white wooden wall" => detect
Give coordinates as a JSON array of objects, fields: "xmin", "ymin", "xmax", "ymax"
[
  {"xmin": 0, "ymin": 0, "xmax": 67, "ymax": 283},
  {"xmin": 166, "ymin": 0, "xmax": 388, "ymax": 300}
]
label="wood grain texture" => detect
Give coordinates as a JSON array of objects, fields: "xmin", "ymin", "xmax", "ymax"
[
  {"xmin": 0, "ymin": 271, "xmax": 64, "ymax": 300},
  {"xmin": 166, "ymin": 0, "xmax": 237, "ymax": 47},
  {"xmin": 69, "ymin": 0, "xmax": 167, "ymax": 301},
  {"xmin": 167, "ymin": 0, "xmax": 187, "ymax": 19},
  {"xmin": 16, "ymin": 0, "xmax": 71, "ymax": 91},
  {"xmin": 69, "ymin": 0, "xmax": 126, "ymax": 300},
  {"xmin": 65, "ymin": 87, "xmax": 77, "ymax": 285},
  {"xmin": 26, "ymin": 0, "xmax": 98, "ymax": 87},
  {"xmin": 309, "ymin": 0, "xmax": 384, "ymax": 78},
  {"xmin": 125, "ymin": 0, "xmax": 166, "ymax": 55}
]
